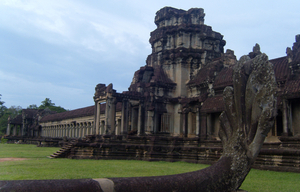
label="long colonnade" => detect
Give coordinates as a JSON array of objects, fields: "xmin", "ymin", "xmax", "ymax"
[{"xmin": 42, "ymin": 122, "xmax": 94, "ymax": 138}]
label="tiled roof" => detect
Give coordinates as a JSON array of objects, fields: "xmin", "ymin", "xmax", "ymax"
[
  {"xmin": 213, "ymin": 67, "xmax": 233, "ymax": 89},
  {"xmin": 40, "ymin": 103, "xmax": 123, "ymax": 123},
  {"xmin": 283, "ymin": 79, "xmax": 300, "ymax": 99},
  {"xmin": 9, "ymin": 114, "xmax": 22, "ymax": 125},
  {"xmin": 270, "ymin": 56, "xmax": 289, "ymax": 82},
  {"xmin": 40, "ymin": 105, "xmax": 95, "ymax": 123},
  {"xmin": 200, "ymin": 95, "xmax": 224, "ymax": 113},
  {"xmin": 22, "ymin": 109, "xmax": 39, "ymax": 119},
  {"xmin": 187, "ymin": 59, "xmax": 223, "ymax": 86}
]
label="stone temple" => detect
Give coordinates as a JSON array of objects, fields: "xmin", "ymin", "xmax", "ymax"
[{"xmin": 6, "ymin": 7, "xmax": 300, "ymax": 172}]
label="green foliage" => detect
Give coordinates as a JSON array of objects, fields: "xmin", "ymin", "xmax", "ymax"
[
  {"xmin": 0, "ymin": 106, "xmax": 22, "ymax": 136},
  {"xmin": 0, "ymin": 94, "xmax": 7, "ymax": 117},
  {"xmin": 38, "ymin": 98, "xmax": 67, "ymax": 113},
  {"xmin": 1, "ymin": 138, "xmax": 8, "ymax": 144},
  {"xmin": 40, "ymin": 98, "xmax": 55, "ymax": 108},
  {"xmin": 43, "ymin": 106, "xmax": 67, "ymax": 113},
  {"xmin": 27, "ymin": 104, "xmax": 38, "ymax": 109}
]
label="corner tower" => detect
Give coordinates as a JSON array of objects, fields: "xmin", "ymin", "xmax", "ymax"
[{"xmin": 146, "ymin": 7, "xmax": 226, "ymax": 97}]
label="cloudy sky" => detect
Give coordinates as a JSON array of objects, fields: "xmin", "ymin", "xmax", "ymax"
[{"xmin": 0, "ymin": 0, "xmax": 299, "ymax": 110}]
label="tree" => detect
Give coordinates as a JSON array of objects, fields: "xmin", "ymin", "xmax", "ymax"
[
  {"xmin": 39, "ymin": 98, "xmax": 55, "ymax": 108},
  {"xmin": 27, "ymin": 104, "xmax": 38, "ymax": 109},
  {"xmin": 0, "ymin": 106, "xmax": 22, "ymax": 136},
  {"xmin": 0, "ymin": 94, "xmax": 7, "ymax": 117},
  {"xmin": 38, "ymin": 98, "xmax": 67, "ymax": 113}
]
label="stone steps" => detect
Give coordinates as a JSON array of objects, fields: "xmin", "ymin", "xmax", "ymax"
[{"xmin": 49, "ymin": 142, "xmax": 75, "ymax": 158}]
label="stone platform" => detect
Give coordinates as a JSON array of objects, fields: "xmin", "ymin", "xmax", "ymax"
[{"xmin": 49, "ymin": 135, "xmax": 300, "ymax": 173}]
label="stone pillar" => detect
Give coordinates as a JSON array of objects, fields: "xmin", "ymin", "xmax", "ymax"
[
  {"xmin": 86, "ymin": 123, "xmax": 89, "ymax": 136},
  {"xmin": 95, "ymin": 101, "xmax": 101, "ymax": 135},
  {"xmin": 20, "ymin": 125, "xmax": 24, "ymax": 136},
  {"xmin": 100, "ymin": 121, "xmax": 105, "ymax": 135},
  {"xmin": 137, "ymin": 103, "xmax": 145, "ymax": 135},
  {"xmin": 282, "ymin": 99, "xmax": 289, "ymax": 136},
  {"xmin": 91, "ymin": 123, "xmax": 94, "ymax": 135},
  {"xmin": 173, "ymin": 105, "xmax": 181, "ymax": 136},
  {"xmin": 183, "ymin": 113, "xmax": 188, "ymax": 137},
  {"xmin": 207, "ymin": 113, "xmax": 212, "ymax": 139},
  {"xmin": 115, "ymin": 119, "xmax": 121, "ymax": 135},
  {"xmin": 6, "ymin": 123, "xmax": 11, "ymax": 135},
  {"xmin": 13, "ymin": 125, "xmax": 17, "ymax": 136},
  {"xmin": 105, "ymin": 97, "xmax": 116, "ymax": 135},
  {"xmin": 76, "ymin": 124, "xmax": 79, "ymax": 138},
  {"xmin": 146, "ymin": 111, "xmax": 154, "ymax": 134},
  {"xmin": 188, "ymin": 112, "xmax": 193, "ymax": 137},
  {"xmin": 55, "ymin": 126, "xmax": 57, "ymax": 137},
  {"xmin": 196, "ymin": 110, "xmax": 200, "ymax": 136},
  {"xmin": 131, "ymin": 107, "xmax": 138, "ymax": 132},
  {"xmin": 79, "ymin": 126, "xmax": 82, "ymax": 138},
  {"xmin": 82, "ymin": 123, "xmax": 86, "ymax": 137},
  {"xmin": 199, "ymin": 113, "xmax": 207, "ymax": 140},
  {"xmin": 121, "ymin": 99, "xmax": 129, "ymax": 135}
]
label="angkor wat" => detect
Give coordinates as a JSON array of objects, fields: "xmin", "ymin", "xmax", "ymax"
[{"xmin": 6, "ymin": 7, "xmax": 300, "ymax": 173}]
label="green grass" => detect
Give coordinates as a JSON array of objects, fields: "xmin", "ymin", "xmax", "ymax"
[
  {"xmin": 0, "ymin": 144, "xmax": 299, "ymax": 192},
  {"xmin": 241, "ymin": 169, "xmax": 300, "ymax": 192}
]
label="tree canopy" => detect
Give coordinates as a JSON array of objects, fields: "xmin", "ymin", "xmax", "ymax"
[{"xmin": 37, "ymin": 98, "xmax": 67, "ymax": 113}]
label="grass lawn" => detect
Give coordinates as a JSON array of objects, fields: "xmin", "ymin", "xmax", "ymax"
[{"xmin": 0, "ymin": 144, "xmax": 299, "ymax": 192}]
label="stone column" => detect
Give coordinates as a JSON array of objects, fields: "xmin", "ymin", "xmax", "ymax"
[
  {"xmin": 91, "ymin": 123, "xmax": 94, "ymax": 135},
  {"xmin": 282, "ymin": 99, "xmax": 289, "ymax": 136},
  {"xmin": 59, "ymin": 126, "xmax": 61, "ymax": 138},
  {"xmin": 146, "ymin": 111, "xmax": 154, "ymax": 134},
  {"xmin": 100, "ymin": 121, "xmax": 105, "ymax": 134},
  {"xmin": 173, "ymin": 105, "xmax": 181, "ymax": 136},
  {"xmin": 115, "ymin": 119, "xmax": 121, "ymax": 135},
  {"xmin": 95, "ymin": 101, "xmax": 101, "ymax": 135},
  {"xmin": 82, "ymin": 123, "xmax": 86, "ymax": 137},
  {"xmin": 6, "ymin": 123, "xmax": 11, "ymax": 135},
  {"xmin": 121, "ymin": 99, "xmax": 129, "ymax": 135},
  {"xmin": 183, "ymin": 113, "xmax": 188, "ymax": 137},
  {"xmin": 13, "ymin": 125, "xmax": 17, "ymax": 136},
  {"xmin": 137, "ymin": 103, "xmax": 145, "ymax": 135},
  {"xmin": 105, "ymin": 97, "xmax": 116, "ymax": 135},
  {"xmin": 196, "ymin": 110, "xmax": 200, "ymax": 136},
  {"xmin": 188, "ymin": 112, "xmax": 193, "ymax": 137},
  {"xmin": 207, "ymin": 113, "xmax": 212, "ymax": 139},
  {"xmin": 19, "ymin": 125, "xmax": 24, "ymax": 136},
  {"xmin": 76, "ymin": 125, "xmax": 79, "ymax": 138},
  {"xmin": 199, "ymin": 113, "xmax": 207, "ymax": 140}
]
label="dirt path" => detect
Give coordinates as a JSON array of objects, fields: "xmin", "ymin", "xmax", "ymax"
[{"xmin": 0, "ymin": 158, "xmax": 28, "ymax": 162}]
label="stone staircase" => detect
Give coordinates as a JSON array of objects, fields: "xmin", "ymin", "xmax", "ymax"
[{"xmin": 48, "ymin": 140, "xmax": 77, "ymax": 159}]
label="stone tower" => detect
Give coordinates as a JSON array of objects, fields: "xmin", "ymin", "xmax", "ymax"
[
  {"xmin": 128, "ymin": 7, "xmax": 227, "ymax": 136},
  {"xmin": 145, "ymin": 7, "xmax": 226, "ymax": 97}
]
